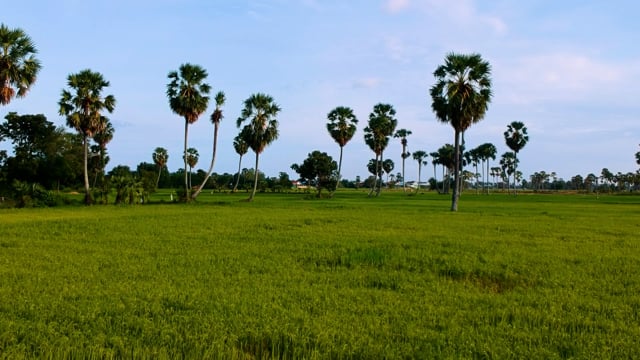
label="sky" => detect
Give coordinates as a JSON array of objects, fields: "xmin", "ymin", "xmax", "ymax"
[{"xmin": 3, "ymin": 0, "xmax": 639, "ymax": 182}]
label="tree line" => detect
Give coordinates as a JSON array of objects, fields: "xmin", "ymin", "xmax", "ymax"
[{"xmin": 2, "ymin": 24, "xmax": 639, "ymax": 209}]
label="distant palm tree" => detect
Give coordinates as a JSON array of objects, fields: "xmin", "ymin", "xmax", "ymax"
[
  {"xmin": 430, "ymin": 53, "xmax": 492, "ymax": 211},
  {"xmin": 232, "ymin": 134, "xmax": 249, "ymax": 193},
  {"xmin": 192, "ymin": 91, "xmax": 226, "ymax": 199},
  {"xmin": 436, "ymin": 144, "xmax": 455, "ymax": 194},
  {"xmin": 184, "ymin": 147, "xmax": 199, "ymax": 189},
  {"xmin": 635, "ymin": 144, "xmax": 640, "ymax": 166},
  {"xmin": 468, "ymin": 147, "xmax": 481, "ymax": 194},
  {"xmin": 500, "ymin": 151, "xmax": 518, "ymax": 193},
  {"xmin": 92, "ymin": 116, "xmax": 114, "ymax": 188},
  {"xmin": 429, "ymin": 151, "xmax": 439, "ymax": 189},
  {"xmin": 504, "ymin": 121, "xmax": 529, "ymax": 195},
  {"xmin": 382, "ymin": 158, "xmax": 395, "ymax": 185},
  {"xmin": 166, "ymin": 63, "xmax": 210, "ymax": 201},
  {"xmin": 364, "ymin": 103, "xmax": 398, "ymax": 196},
  {"xmin": 152, "ymin": 147, "xmax": 169, "ymax": 189},
  {"xmin": 394, "ymin": 128, "xmax": 412, "ymax": 192},
  {"xmin": 236, "ymin": 93, "xmax": 281, "ymax": 201},
  {"xmin": 412, "ymin": 150, "xmax": 427, "ymax": 192},
  {"xmin": 59, "ymin": 69, "xmax": 116, "ymax": 205},
  {"xmin": 326, "ymin": 106, "xmax": 358, "ymax": 188},
  {"xmin": 478, "ymin": 142, "xmax": 497, "ymax": 194},
  {"xmin": 0, "ymin": 24, "xmax": 42, "ymax": 105}
]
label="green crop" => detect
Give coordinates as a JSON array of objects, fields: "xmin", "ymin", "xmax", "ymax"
[{"xmin": 1, "ymin": 191, "xmax": 638, "ymax": 358}]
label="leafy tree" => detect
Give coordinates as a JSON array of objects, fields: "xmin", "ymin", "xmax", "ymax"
[
  {"xmin": 193, "ymin": 91, "xmax": 225, "ymax": 199},
  {"xmin": 364, "ymin": 103, "xmax": 397, "ymax": 197},
  {"xmin": 382, "ymin": 159, "xmax": 395, "ymax": 185},
  {"xmin": 183, "ymin": 147, "xmax": 199, "ymax": 189},
  {"xmin": 430, "ymin": 53, "xmax": 492, "ymax": 211},
  {"xmin": 166, "ymin": 63, "xmax": 210, "ymax": 201},
  {"xmin": 59, "ymin": 69, "xmax": 116, "ymax": 205},
  {"xmin": 394, "ymin": 128, "xmax": 412, "ymax": 192},
  {"xmin": 152, "ymin": 147, "xmax": 169, "ymax": 189},
  {"xmin": 291, "ymin": 151, "xmax": 337, "ymax": 197},
  {"xmin": 236, "ymin": 93, "xmax": 281, "ymax": 202},
  {"xmin": 504, "ymin": 121, "xmax": 529, "ymax": 195},
  {"xmin": 0, "ymin": 24, "xmax": 42, "ymax": 105},
  {"xmin": 412, "ymin": 150, "xmax": 427, "ymax": 191},
  {"xmin": 326, "ymin": 106, "xmax": 358, "ymax": 188},
  {"xmin": 232, "ymin": 134, "xmax": 249, "ymax": 193}
]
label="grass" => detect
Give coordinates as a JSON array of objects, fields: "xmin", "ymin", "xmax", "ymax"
[{"xmin": 0, "ymin": 190, "xmax": 639, "ymax": 358}]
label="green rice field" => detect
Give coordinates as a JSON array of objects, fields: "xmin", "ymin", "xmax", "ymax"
[{"xmin": 1, "ymin": 191, "xmax": 639, "ymax": 358}]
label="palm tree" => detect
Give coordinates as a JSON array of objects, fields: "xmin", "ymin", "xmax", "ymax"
[
  {"xmin": 0, "ymin": 24, "xmax": 42, "ymax": 105},
  {"xmin": 504, "ymin": 121, "xmax": 529, "ymax": 195},
  {"xmin": 236, "ymin": 93, "xmax": 281, "ymax": 201},
  {"xmin": 394, "ymin": 128, "xmax": 412, "ymax": 192},
  {"xmin": 382, "ymin": 158, "xmax": 395, "ymax": 186},
  {"xmin": 412, "ymin": 150, "xmax": 427, "ymax": 192},
  {"xmin": 59, "ymin": 69, "xmax": 116, "ymax": 205},
  {"xmin": 430, "ymin": 53, "xmax": 492, "ymax": 211},
  {"xmin": 635, "ymin": 144, "xmax": 639, "ymax": 166},
  {"xmin": 152, "ymin": 147, "xmax": 169, "ymax": 189},
  {"xmin": 326, "ymin": 106, "xmax": 358, "ymax": 188},
  {"xmin": 364, "ymin": 103, "xmax": 398, "ymax": 196},
  {"xmin": 92, "ymin": 116, "xmax": 114, "ymax": 188},
  {"xmin": 184, "ymin": 147, "xmax": 199, "ymax": 189},
  {"xmin": 500, "ymin": 151, "xmax": 518, "ymax": 194},
  {"xmin": 166, "ymin": 63, "xmax": 210, "ymax": 201},
  {"xmin": 429, "ymin": 151, "xmax": 439, "ymax": 189},
  {"xmin": 232, "ymin": 134, "xmax": 249, "ymax": 192},
  {"xmin": 478, "ymin": 142, "xmax": 497, "ymax": 194},
  {"xmin": 192, "ymin": 91, "xmax": 226, "ymax": 199},
  {"xmin": 436, "ymin": 144, "xmax": 455, "ymax": 194}
]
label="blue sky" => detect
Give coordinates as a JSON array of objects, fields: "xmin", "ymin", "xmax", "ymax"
[{"xmin": 3, "ymin": 0, "xmax": 639, "ymax": 182}]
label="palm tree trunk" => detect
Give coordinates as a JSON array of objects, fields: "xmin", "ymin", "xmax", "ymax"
[
  {"xmin": 402, "ymin": 146, "xmax": 407, "ymax": 193},
  {"xmin": 248, "ymin": 152, "xmax": 259, "ymax": 201},
  {"xmin": 451, "ymin": 129, "xmax": 460, "ymax": 211},
  {"xmin": 232, "ymin": 155, "xmax": 243, "ymax": 192},
  {"xmin": 368, "ymin": 153, "xmax": 379, "ymax": 197},
  {"xmin": 432, "ymin": 163, "xmax": 437, "ymax": 192},
  {"xmin": 183, "ymin": 119, "xmax": 190, "ymax": 201},
  {"xmin": 156, "ymin": 167, "xmax": 162, "ymax": 189},
  {"xmin": 475, "ymin": 163, "xmax": 479, "ymax": 195},
  {"xmin": 82, "ymin": 135, "xmax": 92, "ymax": 205},
  {"xmin": 192, "ymin": 123, "xmax": 219, "ymax": 199},
  {"xmin": 417, "ymin": 163, "xmax": 422, "ymax": 192},
  {"xmin": 376, "ymin": 151, "xmax": 383, "ymax": 197},
  {"xmin": 513, "ymin": 152, "xmax": 518, "ymax": 196}
]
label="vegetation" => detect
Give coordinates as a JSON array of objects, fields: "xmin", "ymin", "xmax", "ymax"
[
  {"xmin": 1, "ymin": 192, "xmax": 639, "ymax": 358},
  {"xmin": 59, "ymin": 69, "xmax": 116, "ymax": 205},
  {"xmin": 394, "ymin": 128, "xmax": 412, "ymax": 192},
  {"xmin": 430, "ymin": 53, "xmax": 492, "ymax": 211},
  {"xmin": 232, "ymin": 135, "xmax": 249, "ymax": 193},
  {"xmin": 326, "ymin": 106, "xmax": 358, "ymax": 189},
  {"xmin": 291, "ymin": 151, "xmax": 337, "ymax": 197},
  {"xmin": 504, "ymin": 121, "xmax": 529, "ymax": 195},
  {"xmin": 166, "ymin": 63, "xmax": 211, "ymax": 201},
  {"xmin": 0, "ymin": 24, "xmax": 42, "ymax": 105},
  {"xmin": 364, "ymin": 103, "xmax": 398, "ymax": 197},
  {"xmin": 192, "ymin": 91, "xmax": 226, "ymax": 199},
  {"xmin": 236, "ymin": 93, "xmax": 281, "ymax": 202}
]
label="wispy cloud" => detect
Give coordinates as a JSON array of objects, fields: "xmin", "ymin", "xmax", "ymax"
[
  {"xmin": 353, "ymin": 77, "xmax": 382, "ymax": 88},
  {"xmin": 384, "ymin": 0, "xmax": 410, "ymax": 13}
]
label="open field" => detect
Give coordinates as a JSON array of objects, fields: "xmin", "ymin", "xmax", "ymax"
[{"xmin": 1, "ymin": 191, "xmax": 639, "ymax": 358}]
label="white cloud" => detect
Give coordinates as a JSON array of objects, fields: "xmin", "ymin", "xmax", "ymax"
[
  {"xmin": 385, "ymin": 0, "xmax": 410, "ymax": 13},
  {"xmin": 353, "ymin": 77, "xmax": 382, "ymax": 88}
]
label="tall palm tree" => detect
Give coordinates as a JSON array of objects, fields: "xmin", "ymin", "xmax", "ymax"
[
  {"xmin": 504, "ymin": 121, "xmax": 529, "ymax": 195},
  {"xmin": 152, "ymin": 147, "xmax": 169, "ymax": 189},
  {"xmin": 184, "ymin": 147, "xmax": 199, "ymax": 189},
  {"xmin": 0, "ymin": 24, "xmax": 42, "ymax": 105},
  {"xmin": 394, "ymin": 128, "xmax": 412, "ymax": 192},
  {"xmin": 326, "ymin": 106, "xmax": 358, "ymax": 188},
  {"xmin": 430, "ymin": 53, "xmax": 492, "ymax": 211},
  {"xmin": 236, "ymin": 93, "xmax": 281, "ymax": 201},
  {"xmin": 92, "ymin": 116, "xmax": 114, "ymax": 188},
  {"xmin": 412, "ymin": 150, "xmax": 427, "ymax": 192},
  {"xmin": 429, "ymin": 151, "xmax": 439, "ymax": 189},
  {"xmin": 59, "ymin": 69, "xmax": 116, "ymax": 205},
  {"xmin": 166, "ymin": 63, "xmax": 210, "ymax": 201},
  {"xmin": 364, "ymin": 103, "xmax": 397, "ymax": 196},
  {"xmin": 232, "ymin": 134, "xmax": 249, "ymax": 192},
  {"xmin": 192, "ymin": 91, "xmax": 226, "ymax": 199}
]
